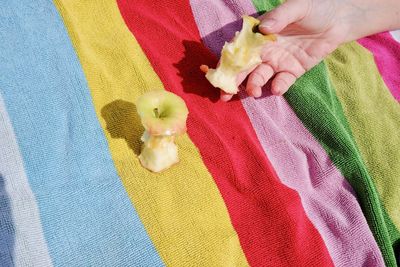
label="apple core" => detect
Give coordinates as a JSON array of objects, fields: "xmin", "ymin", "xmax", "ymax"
[
  {"xmin": 201, "ymin": 15, "xmax": 276, "ymax": 94},
  {"xmin": 136, "ymin": 90, "xmax": 189, "ymax": 172}
]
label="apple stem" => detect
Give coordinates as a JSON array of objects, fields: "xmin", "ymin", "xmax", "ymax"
[{"xmin": 153, "ymin": 107, "xmax": 160, "ymax": 118}]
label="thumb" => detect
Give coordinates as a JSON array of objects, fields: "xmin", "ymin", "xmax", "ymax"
[{"xmin": 259, "ymin": 0, "xmax": 309, "ymax": 34}]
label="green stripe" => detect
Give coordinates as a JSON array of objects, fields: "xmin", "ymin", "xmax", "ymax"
[
  {"xmin": 383, "ymin": 208, "xmax": 400, "ymax": 246},
  {"xmin": 251, "ymin": 0, "xmax": 281, "ymax": 14},
  {"xmin": 251, "ymin": 1, "xmax": 398, "ymax": 265}
]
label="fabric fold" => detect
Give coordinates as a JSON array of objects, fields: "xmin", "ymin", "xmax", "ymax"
[
  {"xmin": 0, "ymin": 94, "xmax": 53, "ymax": 267},
  {"xmin": 0, "ymin": 1, "xmax": 163, "ymax": 266},
  {"xmin": 189, "ymin": 0, "xmax": 385, "ymax": 266},
  {"xmin": 55, "ymin": 0, "xmax": 248, "ymax": 265},
  {"xmin": 117, "ymin": 0, "xmax": 335, "ymax": 266}
]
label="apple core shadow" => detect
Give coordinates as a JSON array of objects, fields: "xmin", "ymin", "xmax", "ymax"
[{"xmin": 101, "ymin": 100, "xmax": 144, "ymax": 156}]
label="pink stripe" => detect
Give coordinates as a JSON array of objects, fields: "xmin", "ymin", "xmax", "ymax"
[
  {"xmin": 358, "ymin": 32, "xmax": 400, "ymax": 101},
  {"xmin": 189, "ymin": 1, "xmax": 385, "ymax": 265}
]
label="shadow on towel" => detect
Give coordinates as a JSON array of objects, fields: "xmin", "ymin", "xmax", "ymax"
[
  {"xmin": 0, "ymin": 174, "xmax": 14, "ymax": 266},
  {"xmin": 174, "ymin": 40, "xmax": 221, "ymax": 103},
  {"xmin": 101, "ymin": 100, "xmax": 144, "ymax": 156}
]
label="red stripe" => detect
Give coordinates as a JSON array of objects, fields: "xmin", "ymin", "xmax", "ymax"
[{"xmin": 116, "ymin": 1, "xmax": 333, "ymax": 265}]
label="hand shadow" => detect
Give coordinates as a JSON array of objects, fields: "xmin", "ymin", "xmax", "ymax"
[
  {"xmin": 101, "ymin": 100, "xmax": 144, "ymax": 156},
  {"xmin": 173, "ymin": 40, "xmax": 221, "ymax": 103}
]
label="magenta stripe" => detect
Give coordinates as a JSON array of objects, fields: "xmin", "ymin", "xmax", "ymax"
[
  {"xmin": 189, "ymin": 1, "xmax": 385, "ymax": 265},
  {"xmin": 358, "ymin": 32, "xmax": 400, "ymax": 101}
]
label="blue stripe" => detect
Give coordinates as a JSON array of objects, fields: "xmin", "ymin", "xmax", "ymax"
[{"xmin": 0, "ymin": 1, "xmax": 163, "ymax": 266}]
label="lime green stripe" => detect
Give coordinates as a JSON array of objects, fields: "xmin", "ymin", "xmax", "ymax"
[
  {"xmin": 326, "ymin": 42, "xmax": 400, "ymax": 229},
  {"xmin": 325, "ymin": 41, "xmax": 400, "ymax": 238}
]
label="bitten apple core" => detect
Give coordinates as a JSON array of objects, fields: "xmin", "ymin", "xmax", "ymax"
[{"xmin": 202, "ymin": 15, "xmax": 276, "ymax": 94}]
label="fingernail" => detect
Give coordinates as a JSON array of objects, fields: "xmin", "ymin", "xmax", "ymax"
[
  {"xmin": 271, "ymin": 86, "xmax": 282, "ymax": 96},
  {"xmin": 253, "ymin": 89, "xmax": 262, "ymax": 98},
  {"xmin": 221, "ymin": 94, "xmax": 232, "ymax": 102},
  {"xmin": 260, "ymin": 19, "xmax": 276, "ymax": 30}
]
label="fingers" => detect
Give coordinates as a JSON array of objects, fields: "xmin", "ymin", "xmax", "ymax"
[
  {"xmin": 259, "ymin": 0, "xmax": 309, "ymax": 34},
  {"xmin": 221, "ymin": 70, "xmax": 297, "ymax": 100},
  {"xmin": 271, "ymin": 71, "xmax": 297, "ymax": 95},
  {"xmin": 219, "ymin": 69, "xmax": 298, "ymax": 100},
  {"xmin": 220, "ymin": 67, "xmax": 254, "ymax": 102},
  {"xmin": 246, "ymin": 64, "xmax": 274, "ymax": 97},
  {"xmin": 220, "ymin": 90, "xmax": 233, "ymax": 102},
  {"xmin": 236, "ymin": 70, "xmax": 250, "ymax": 86},
  {"xmin": 246, "ymin": 65, "xmax": 298, "ymax": 97}
]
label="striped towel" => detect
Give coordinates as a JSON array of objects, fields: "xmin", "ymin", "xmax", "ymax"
[{"xmin": 0, "ymin": 0, "xmax": 399, "ymax": 266}]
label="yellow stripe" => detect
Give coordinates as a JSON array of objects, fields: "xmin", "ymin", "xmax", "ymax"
[
  {"xmin": 326, "ymin": 42, "xmax": 400, "ymax": 229},
  {"xmin": 54, "ymin": 1, "xmax": 248, "ymax": 266}
]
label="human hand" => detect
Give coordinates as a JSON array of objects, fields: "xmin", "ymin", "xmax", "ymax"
[{"xmin": 221, "ymin": 0, "xmax": 400, "ymax": 101}]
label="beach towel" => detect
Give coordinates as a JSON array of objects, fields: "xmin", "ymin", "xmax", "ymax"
[{"xmin": 0, "ymin": 0, "xmax": 399, "ymax": 266}]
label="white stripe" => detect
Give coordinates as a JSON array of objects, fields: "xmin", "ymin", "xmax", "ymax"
[
  {"xmin": 0, "ymin": 94, "xmax": 53, "ymax": 267},
  {"xmin": 390, "ymin": 30, "xmax": 400, "ymax": 42}
]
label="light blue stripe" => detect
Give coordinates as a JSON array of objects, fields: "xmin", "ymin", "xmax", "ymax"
[{"xmin": 0, "ymin": 1, "xmax": 163, "ymax": 266}]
